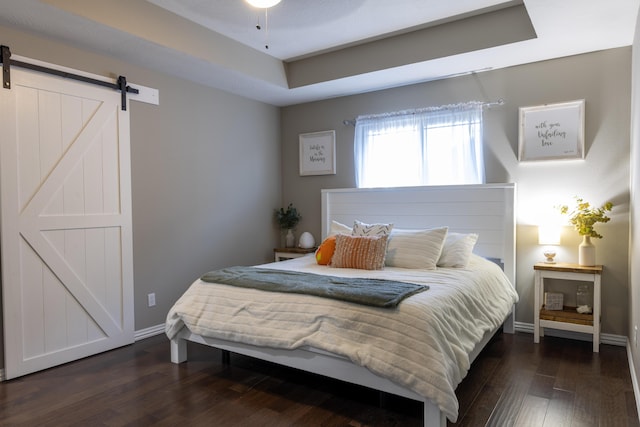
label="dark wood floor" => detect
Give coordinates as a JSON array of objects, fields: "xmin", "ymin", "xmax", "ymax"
[{"xmin": 0, "ymin": 332, "xmax": 637, "ymax": 426}]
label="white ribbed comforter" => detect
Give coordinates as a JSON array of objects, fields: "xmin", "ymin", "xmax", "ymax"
[{"xmin": 165, "ymin": 254, "xmax": 518, "ymax": 422}]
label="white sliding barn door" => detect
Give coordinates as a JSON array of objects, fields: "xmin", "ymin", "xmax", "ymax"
[{"xmin": 0, "ymin": 68, "xmax": 134, "ymax": 379}]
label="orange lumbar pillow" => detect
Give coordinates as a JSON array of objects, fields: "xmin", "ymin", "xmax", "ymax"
[{"xmin": 315, "ymin": 235, "xmax": 337, "ymax": 265}]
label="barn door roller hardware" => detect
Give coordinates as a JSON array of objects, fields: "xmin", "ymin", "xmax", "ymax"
[{"xmin": 0, "ymin": 45, "xmax": 138, "ymax": 111}]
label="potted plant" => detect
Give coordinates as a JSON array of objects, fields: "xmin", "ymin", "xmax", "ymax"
[
  {"xmin": 559, "ymin": 197, "xmax": 613, "ymax": 266},
  {"xmin": 275, "ymin": 203, "xmax": 301, "ymax": 247}
]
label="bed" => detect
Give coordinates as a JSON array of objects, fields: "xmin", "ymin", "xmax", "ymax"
[{"xmin": 166, "ymin": 184, "xmax": 517, "ymax": 427}]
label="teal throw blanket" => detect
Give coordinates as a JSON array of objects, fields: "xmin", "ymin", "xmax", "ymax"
[{"xmin": 200, "ymin": 266, "xmax": 428, "ymax": 308}]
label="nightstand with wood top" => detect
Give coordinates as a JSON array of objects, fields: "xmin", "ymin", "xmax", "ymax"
[
  {"xmin": 533, "ymin": 262, "xmax": 602, "ymax": 352},
  {"xmin": 274, "ymin": 247, "xmax": 316, "ymax": 262}
]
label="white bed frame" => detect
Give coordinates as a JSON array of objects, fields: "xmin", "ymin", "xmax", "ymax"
[{"xmin": 171, "ymin": 183, "xmax": 516, "ymax": 427}]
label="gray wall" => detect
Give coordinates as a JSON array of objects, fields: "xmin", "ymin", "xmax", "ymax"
[
  {"xmin": 0, "ymin": 24, "xmax": 282, "ymax": 367},
  {"xmin": 629, "ymin": 10, "xmax": 640, "ymax": 405},
  {"xmin": 282, "ymin": 48, "xmax": 631, "ymax": 337}
]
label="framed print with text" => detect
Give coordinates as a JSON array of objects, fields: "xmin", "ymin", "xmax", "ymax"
[
  {"xmin": 518, "ymin": 99, "xmax": 585, "ymax": 161},
  {"xmin": 299, "ymin": 130, "xmax": 336, "ymax": 176}
]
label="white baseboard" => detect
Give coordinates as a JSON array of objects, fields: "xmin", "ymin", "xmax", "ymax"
[
  {"xmin": 134, "ymin": 323, "xmax": 166, "ymax": 341},
  {"xmin": 141, "ymin": 321, "xmax": 628, "ymax": 347},
  {"xmin": 514, "ymin": 321, "xmax": 627, "ymax": 347}
]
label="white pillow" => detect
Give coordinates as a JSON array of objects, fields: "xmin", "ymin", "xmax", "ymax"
[
  {"xmin": 352, "ymin": 220, "xmax": 394, "ymax": 236},
  {"xmin": 385, "ymin": 227, "xmax": 448, "ymax": 269},
  {"xmin": 329, "ymin": 220, "xmax": 352, "ymax": 236},
  {"xmin": 437, "ymin": 232, "xmax": 479, "ymax": 268}
]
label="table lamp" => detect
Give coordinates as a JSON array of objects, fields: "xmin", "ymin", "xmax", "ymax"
[{"xmin": 538, "ymin": 225, "xmax": 561, "ymax": 263}]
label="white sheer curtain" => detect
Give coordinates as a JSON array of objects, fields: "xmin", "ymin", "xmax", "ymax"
[{"xmin": 354, "ymin": 102, "xmax": 485, "ymax": 188}]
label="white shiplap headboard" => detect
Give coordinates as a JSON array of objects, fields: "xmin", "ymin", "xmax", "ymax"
[{"xmin": 321, "ymin": 184, "xmax": 516, "ymax": 286}]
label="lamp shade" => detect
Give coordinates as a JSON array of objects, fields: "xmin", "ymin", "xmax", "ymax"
[
  {"xmin": 538, "ymin": 225, "xmax": 561, "ymax": 245},
  {"xmin": 245, "ymin": 0, "xmax": 281, "ymax": 7},
  {"xmin": 298, "ymin": 231, "xmax": 315, "ymax": 249}
]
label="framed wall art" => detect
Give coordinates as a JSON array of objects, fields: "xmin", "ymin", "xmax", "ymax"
[
  {"xmin": 299, "ymin": 130, "xmax": 336, "ymax": 176},
  {"xmin": 518, "ymin": 99, "xmax": 585, "ymax": 161}
]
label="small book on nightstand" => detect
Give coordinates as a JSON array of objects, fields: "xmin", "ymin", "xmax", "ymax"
[{"xmin": 544, "ymin": 292, "xmax": 564, "ymax": 310}]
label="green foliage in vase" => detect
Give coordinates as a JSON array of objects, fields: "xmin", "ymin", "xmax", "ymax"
[
  {"xmin": 559, "ymin": 197, "xmax": 613, "ymax": 239},
  {"xmin": 275, "ymin": 203, "xmax": 301, "ymax": 229}
]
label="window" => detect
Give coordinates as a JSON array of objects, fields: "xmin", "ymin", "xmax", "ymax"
[{"xmin": 354, "ymin": 103, "xmax": 485, "ymax": 188}]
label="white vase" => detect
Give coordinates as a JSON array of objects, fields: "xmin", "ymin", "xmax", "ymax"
[
  {"xmin": 578, "ymin": 235, "xmax": 596, "ymax": 266},
  {"xmin": 285, "ymin": 229, "xmax": 295, "ymax": 248}
]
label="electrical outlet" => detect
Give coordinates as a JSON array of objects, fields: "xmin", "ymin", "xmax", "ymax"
[{"xmin": 148, "ymin": 292, "xmax": 156, "ymax": 307}]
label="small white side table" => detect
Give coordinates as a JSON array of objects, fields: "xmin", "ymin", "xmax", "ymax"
[
  {"xmin": 273, "ymin": 247, "xmax": 316, "ymax": 262},
  {"xmin": 533, "ymin": 262, "xmax": 602, "ymax": 352}
]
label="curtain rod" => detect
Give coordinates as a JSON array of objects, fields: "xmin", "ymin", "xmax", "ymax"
[{"xmin": 342, "ymin": 99, "xmax": 505, "ymax": 126}]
